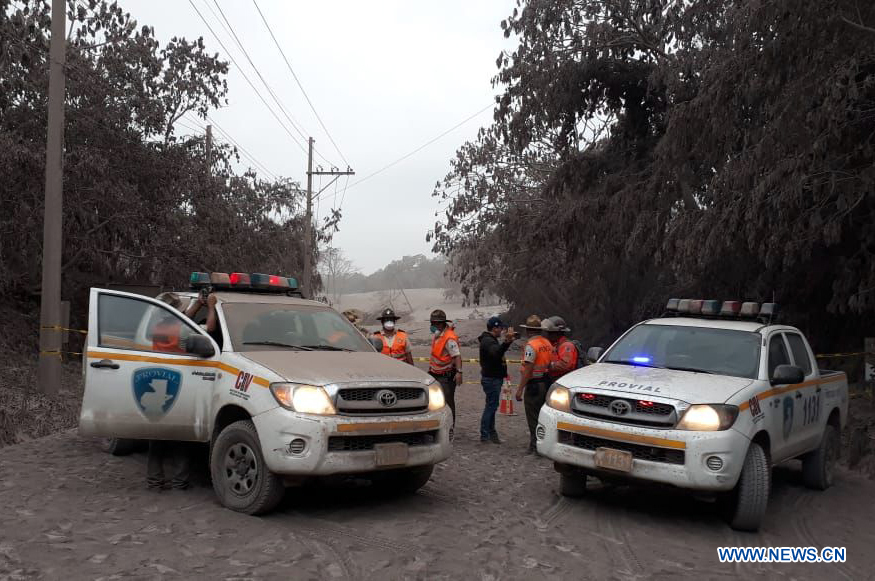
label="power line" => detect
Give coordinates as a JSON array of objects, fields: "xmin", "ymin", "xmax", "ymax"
[
  {"xmin": 252, "ymin": 0, "xmax": 350, "ymax": 168},
  {"xmin": 198, "ymin": 115, "xmax": 280, "ymax": 180},
  {"xmin": 321, "ymin": 103, "xmax": 495, "ymax": 201},
  {"xmin": 208, "ymin": 0, "xmax": 315, "ymax": 153},
  {"xmin": 187, "ymin": 0, "xmax": 308, "ymax": 157}
]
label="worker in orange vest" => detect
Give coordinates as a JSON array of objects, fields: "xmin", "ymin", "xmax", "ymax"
[
  {"xmin": 428, "ymin": 309, "xmax": 462, "ymax": 426},
  {"xmin": 373, "ymin": 308, "xmax": 413, "ymax": 365},
  {"xmin": 545, "ymin": 316, "xmax": 578, "ymax": 379},
  {"xmin": 515, "ymin": 315, "xmax": 553, "ymax": 454}
]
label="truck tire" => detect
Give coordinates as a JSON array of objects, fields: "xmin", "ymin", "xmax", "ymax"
[
  {"xmin": 210, "ymin": 420, "xmax": 285, "ymax": 515},
  {"xmin": 559, "ymin": 472, "xmax": 588, "ymax": 497},
  {"xmin": 103, "ymin": 438, "xmax": 138, "ymax": 456},
  {"xmin": 802, "ymin": 424, "xmax": 839, "ymax": 491},
  {"xmin": 726, "ymin": 442, "xmax": 770, "ymax": 532},
  {"xmin": 375, "ymin": 465, "xmax": 434, "ymax": 494}
]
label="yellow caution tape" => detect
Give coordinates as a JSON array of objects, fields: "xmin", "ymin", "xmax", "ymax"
[
  {"xmin": 40, "ymin": 325, "xmax": 88, "ymax": 335},
  {"xmin": 39, "ymin": 350, "xmax": 83, "ymax": 356}
]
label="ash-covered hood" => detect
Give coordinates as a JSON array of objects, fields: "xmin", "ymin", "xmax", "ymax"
[
  {"xmin": 557, "ymin": 362, "xmax": 754, "ymax": 403},
  {"xmin": 241, "ymin": 351, "xmax": 432, "ymax": 386}
]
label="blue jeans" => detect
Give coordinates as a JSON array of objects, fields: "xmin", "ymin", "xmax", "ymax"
[{"xmin": 480, "ymin": 377, "xmax": 503, "ymax": 440}]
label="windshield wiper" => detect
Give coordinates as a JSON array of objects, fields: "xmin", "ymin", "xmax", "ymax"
[
  {"xmin": 300, "ymin": 344, "xmax": 354, "ymax": 352},
  {"xmin": 603, "ymin": 359, "xmax": 662, "ymax": 369},
  {"xmin": 662, "ymin": 365, "xmax": 715, "ymax": 375},
  {"xmin": 242, "ymin": 341, "xmax": 313, "ymax": 351}
]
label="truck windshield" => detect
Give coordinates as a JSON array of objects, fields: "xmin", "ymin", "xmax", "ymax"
[
  {"xmin": 602, "ymin": 324, "xmax": 761, "ymax": 379},
  {"xmin": 221, "ymin": 303, "xmax": 374, "ymax": 353}
]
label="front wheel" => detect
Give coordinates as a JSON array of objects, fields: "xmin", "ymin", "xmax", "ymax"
[
  {"xmin": 210, "ymin": 420, "xmax": 285, "ymax": 515},
  {"xmin": 725, "ymin": 442, "xmax": 770, "ymax": 532},
  {"xmin": 801, "ymin": 424, "xmax": 839, "ymax": 490}
]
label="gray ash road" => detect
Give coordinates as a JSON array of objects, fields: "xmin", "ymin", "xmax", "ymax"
[{"xmin": 2, "ymin": 351, "xmax": 874, "ymax": 580}]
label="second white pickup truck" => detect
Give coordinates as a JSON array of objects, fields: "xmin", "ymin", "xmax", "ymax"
[{"xmin": 537, "ymin": 299, "xmax": 848, "ymax": 531}]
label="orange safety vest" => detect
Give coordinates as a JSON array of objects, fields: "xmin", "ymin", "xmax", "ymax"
[
  {"xmin": 523, "ymin": 335, "xmax": 553, "ymax": 379},
  {"xmin": 550, "ymin": 336, "xmax": 579, "ymax": 378},
  {"xmin": 430, "ymin": 328, "xmax": 459, "ymax": 374},
  {"xmin": 152, "ymin": 320, "xmax": 185, "ymax": 354},
  {"xmin": 374, "ymin": 330, "xmax": 409, "ymax": 360}
]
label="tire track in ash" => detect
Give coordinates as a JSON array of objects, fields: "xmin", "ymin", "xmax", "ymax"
[
  {"xmin": 293, "ymin": 516, "xmax": 420, "ymax": 554},
  {"xmin": 533, "ymin": 495, "xmax": 573, "ymax": 531},
  {"xmin": 300, "ymin": 537, "xmax": 357, "ymax": 580},
  {"xmin": 592, "ymin": 499, "xmax": 645, "ymax": 580},
  {"xmin": 784, "ymin": 484, "xmax": 855, "ymax": 580}
]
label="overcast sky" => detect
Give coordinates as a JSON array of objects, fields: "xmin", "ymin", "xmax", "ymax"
[{"xmin": 128, "ymin": 0, "xmax": 514, "ymax": 274}]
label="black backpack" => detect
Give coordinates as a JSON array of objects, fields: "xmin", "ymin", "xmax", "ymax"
[{"xmin": 571, "ymin": 339, "xmax": 587, "ymax": 369}]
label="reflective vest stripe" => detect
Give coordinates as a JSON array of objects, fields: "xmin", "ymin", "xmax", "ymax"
[
  {"xmin": 524, "ymin": 336, "xmax": 553, "ymax": 378},
  {"xmin": 430, "ymin": 329, "xmax": 459, "ymax": 373},
  {"xmin": 152, "ymin": 321, "xmax": 185, "ymax": 354}
]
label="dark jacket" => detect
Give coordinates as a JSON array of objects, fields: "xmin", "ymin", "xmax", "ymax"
[{"xmin": 479, "ymin": 331, "xmax": 512, "ymax": 379}]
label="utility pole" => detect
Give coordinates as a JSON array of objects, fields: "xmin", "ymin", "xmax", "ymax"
[
  {"xmin": 205, "ymin": 124, "xmax": 212, "ymax": 176},
  {"xmin": 37, "ymin": 0, "xmax": 66, "ymax": 395},
  {"xmin": 301, "ymin": 137, "xmax": 353, "ymax": 298}
]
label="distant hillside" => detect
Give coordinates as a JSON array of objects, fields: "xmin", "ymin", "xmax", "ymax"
[{"xmin": 335, "ymin": 254, "xmax": 450, "ymax": 294}]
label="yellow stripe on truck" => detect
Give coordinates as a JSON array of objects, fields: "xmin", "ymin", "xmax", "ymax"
[
  {"xmin": 336, "ymin": 419, "xmax": 440, "ymax": 435},
  {"xmin": 738, "ymin": 374, "xmax": 846, "ymax": 411},
  {"xmin": 557, "ymin": 421, "xmax": 686, "ymax": 450},
  {"xmin": 87, "ymin": 350, "xmax": 270, "ymax": 387}
]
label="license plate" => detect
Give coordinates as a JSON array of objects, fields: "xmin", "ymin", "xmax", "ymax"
[
  {"xmin": 594, "ymin": 447, "xmax": 633, "ymax": 472},
  {"xmin": 374, "ymin": 443, "xmax": 409, "ymax": 466}
]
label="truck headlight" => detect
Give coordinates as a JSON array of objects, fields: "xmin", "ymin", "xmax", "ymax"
[
  {"xmin": 270, "ymin": 383, "xmax": 336, "ymax": 415},
  {"xmin": 427, "ymin": 380, "xmax": 445, "ymax": 411},
  {"xmin": 676, "ymin": 404, "xmax": 738, "ymax": 431},
  {"xmin": 546, "ymin": 385, "xmax": 571, "ymax": 413}
]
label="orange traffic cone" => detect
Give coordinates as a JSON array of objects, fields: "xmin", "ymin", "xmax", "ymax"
[{"xmin": 498, "ymin": 376, "xmax": 517, "ymax": 416}]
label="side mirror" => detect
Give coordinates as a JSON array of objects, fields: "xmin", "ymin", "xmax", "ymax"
[
  {"xmin": 186, "ymin": 334, "xmax": 215, "ymax": 358},
  {"xmin": 586, "ymin": 347, "xmax": 604, "ymax": 363},
  {"xmin": 771, "ymin": 364, "xmax": 804, "ymax": 386},
  {"xmin": 369, "ymin": 337, "xmax": 384, "ymax": 352}
]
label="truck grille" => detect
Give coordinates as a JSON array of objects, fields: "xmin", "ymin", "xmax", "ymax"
[
  {"xmin": 572, "ymin": 393, "xmax": 677, "ymax": 428},
  {"xmin": 336, "ymin": 386, "xmax": 428, "ymax": 415},
  {"xmin": 558, "ymin": 430, "xmax": 685, "ymax": 465},
  {"xmin": 327, "ymin": 431, "xmax": 439, "ymax": 452},
  {"xmin": 340, "ymin": 387, "xmax": 422, "ymax": 401}
]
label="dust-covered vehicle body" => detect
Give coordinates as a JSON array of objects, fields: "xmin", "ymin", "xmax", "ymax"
[
  {"xmin": 79, "ymin": 272, "xmax": 451, "ymax": 514},
  {"xmin": 537, "ymin": 299, "xmax": 848, "ymax": 531}
]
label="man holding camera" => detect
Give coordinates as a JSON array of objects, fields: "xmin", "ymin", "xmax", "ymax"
[{"xmin": 478, "ymin": 317, "xmax": 517, "ymax": 443}]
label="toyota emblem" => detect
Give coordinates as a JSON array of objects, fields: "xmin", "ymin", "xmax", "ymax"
[
  {"xmin": 376, "ymin": 389, "xmax": 398, "ymax": 407},
  {"xmin": 609, "ymin": 400, "xmax": 631, "ymax": 416}
]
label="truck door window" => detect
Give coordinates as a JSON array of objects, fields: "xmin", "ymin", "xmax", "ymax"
[
  {"xmin": 767, "ymin": 334, "xmax": 791, "ymax": 378},
  {"xmin": 99, "ymin": 294, "xmax": 201, "ymax": 355},
  {"xmin": 785, "ymin": 333, "xmax": 813, "ymax": 376}
]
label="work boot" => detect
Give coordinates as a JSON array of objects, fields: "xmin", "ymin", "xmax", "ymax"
[
  {"xmin": 490, "ymin": 432, "xmax": 502, "ymax": 444},
  {"xmin": 146, "ymin": 477, "xmax": 167, "ymax": 491}
]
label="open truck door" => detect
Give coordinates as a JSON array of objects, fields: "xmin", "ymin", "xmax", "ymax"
[{"xmin": 79, "ymin": 288, "xmax": 219, "ymax": 442}]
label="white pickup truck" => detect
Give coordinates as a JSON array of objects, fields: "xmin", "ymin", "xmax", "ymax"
[
  {"xmin": 536, "ymin": 299, "xmax": 848, "ymax": 531},
  {"xmin": 79, "ymin": 272, "xmax": 452, "ymax": 514}
]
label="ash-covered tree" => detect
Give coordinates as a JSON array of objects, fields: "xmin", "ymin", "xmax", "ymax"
[{"xmin": 431, "ymin": 0, "xmax": 875, "ymax": 351}]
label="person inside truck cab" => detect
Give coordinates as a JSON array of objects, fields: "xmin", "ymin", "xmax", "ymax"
[
  {"xmin": 151, "ymin": 292, "xmax": 197, "ymax": 353},
  {"xmin": 184, "ymin": 292, "xmax": 222, "ymax": 349}
]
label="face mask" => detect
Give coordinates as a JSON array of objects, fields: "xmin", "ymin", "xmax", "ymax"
[
  {"xmin": 383, "ymin": 320, "xmax": 395, "ymax": 331},
  {"xmin": 430, "ymin": 325, "xmax": 438, "ymax": 334}
]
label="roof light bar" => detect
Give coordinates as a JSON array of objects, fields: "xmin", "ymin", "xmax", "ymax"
[
  {"xmin": 701, "ymin": 300, "xmax": 721, "ymax": 316},
  {"xmin": 720, "ymin": 301, "xmax": 742, "ymax": 316},
  {"xmin": 190, "ymin": 272, "xmax": 210, "ymax": 289},
  {"xmin": 210, "ymin": 272, "xmax": 231, "ymax": 287},
  {"xmin": 688, "ymin": 299, "xmax": 704, "ymax": 315},
  {"xmin": 229, "ymin": 272, "xmax": 251, "ymax": 288},
  {"xmin": 666, "ymin": 298, "xmax": 680, "ymax": 312},
  {"xmin": 739, "ymin": 302, "xmax": 760, "ymax": 317},
  {"xmin": 760, "ymin": 303, "xmax": 779, "ymax": 318},
  {"xmin": 677, "ymin": 299, "xmax": 692, "ymax": 314}
]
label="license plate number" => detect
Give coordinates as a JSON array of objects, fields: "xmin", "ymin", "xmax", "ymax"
[
  {"xmin": 594, "ymin": 447, "xmax": 633, "ymax": 472},
  {"xmin": 374, "ymin": 443, "xmax": 409, "ymax": 466}
]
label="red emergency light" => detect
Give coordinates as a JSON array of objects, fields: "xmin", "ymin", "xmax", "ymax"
[{"xmin": 229, "ymin": 272, "xmax": 251, "ymax": 287}]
